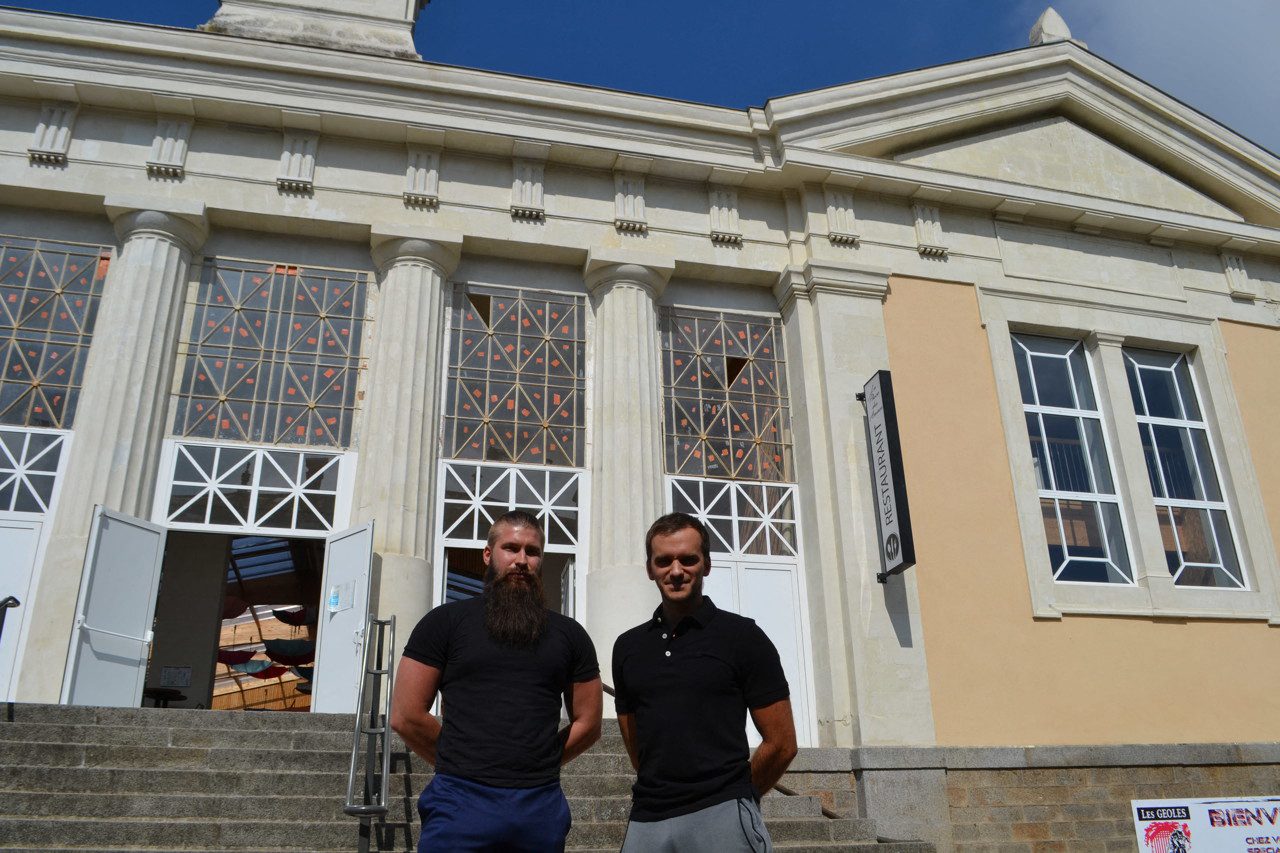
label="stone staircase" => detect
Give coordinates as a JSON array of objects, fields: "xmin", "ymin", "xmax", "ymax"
[{"xmin": 0, "ymin": 704, "xmax": 933, "ymax": 852}]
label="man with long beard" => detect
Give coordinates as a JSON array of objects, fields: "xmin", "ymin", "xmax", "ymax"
[{"xmin": 391, "ymin": 511, "xmax": 602, "ymax": 852}]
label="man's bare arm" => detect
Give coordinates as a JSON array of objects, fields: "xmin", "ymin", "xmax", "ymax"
[
  {"xmin": 559, "ymin": 676, "xmax": 603, "ymax": 765},
  {"xmin": 616, "ymin": 711, "xmax": 640, "ymax": 772},
  {"xmin": 389, "ymin": 657, "xmax": 443, "ymax": 765},
  {"xmin": 748, "ymin": 698, "xmax": 798, "ymax": 796}
]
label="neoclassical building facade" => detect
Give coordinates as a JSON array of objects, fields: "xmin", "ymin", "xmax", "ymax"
[{"xmin": 0, "ymin": 0, "xmax": 1278, "ymax": 764}]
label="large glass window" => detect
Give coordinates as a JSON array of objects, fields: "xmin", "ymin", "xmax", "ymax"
[
  {"xmin": 172, "ymin": 259, "xmax": 369, "ymax": 448},
  {"xmin": 660, "ymin": 308, "xmax": 792, "ymax": 482},
  {"xmin": 1124, "ymin": 348, "xmax": 1244, "ymax": 588},
  {"xmin": 443, "ymin": 285, "xmax": 586, "ymax": 467},
  {"xmin": 1012, "ymin": 334, "xmax": 1132, "ymax": 584},
  {"xmin": 0, "ymin": 236, "xmax": 109, "ymax": 429}
]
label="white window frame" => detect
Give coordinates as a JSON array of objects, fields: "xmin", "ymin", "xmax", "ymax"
[
  {"xmin": 432, "ymin": 459, "xmax": 591, "ymax": 618},
  {"xmin": 1123, "ymin": 347, "xmax": 1248, "ymax": 590},
  {"xmin": 150, "ymin": 437, "xmax": 357, "ymax": 538},
  {"xmin": 1011, "ymin": 334, "xmax": 1136, "ymax": 586},
  {"xmin": 983, "ymin": 291, "xmax": 1280, "ymax": 622}
]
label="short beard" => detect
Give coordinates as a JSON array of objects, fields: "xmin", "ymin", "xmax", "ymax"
[{"xmin": 483, "ymin": 564, "xmax": 548, "ymax": 648}]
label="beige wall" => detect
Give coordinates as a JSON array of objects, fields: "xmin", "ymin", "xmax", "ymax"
[
  {"xmin": 1221, "ymin": 321, "xmax": 1280, "ymax": 573},
  {"xmin": 883, "ymin": 275, "xmax": 1280, "ymax": 746}
]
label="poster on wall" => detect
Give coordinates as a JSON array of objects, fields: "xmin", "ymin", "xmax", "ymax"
[{"xmin": 1132, "ymin": 796, "xmax": 1280, "ymax": 853}]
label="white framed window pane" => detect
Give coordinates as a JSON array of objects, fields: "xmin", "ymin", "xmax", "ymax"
[
  {"xmin": 1125, "ymin": 346, "xmax": 1243, "ymax": 589},
  {"xmin": 1015, "ymin": 333, "xmax": 1131, "ymax": 585}
]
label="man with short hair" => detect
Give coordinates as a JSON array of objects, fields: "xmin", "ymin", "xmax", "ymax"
[
  {"xmin": 612, "ymin": 512, "xmax": 798, "ymax": 852},
  {"xmin": 391, "ymin": 510, "xmax": 603, "ymax": 853}
]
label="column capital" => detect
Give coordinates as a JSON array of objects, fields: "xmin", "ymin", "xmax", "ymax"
[
  {"xmin": 583, "ymin": 248, "xmax": 674, "ymax": 298},
  {"xmin": 774, "ymin": 258, "xmax": 891, "ymax": 312},
  {"xmin": 370, "ymin": 225, "xmax": 463, "ymax": 276},
  {"xmin": 104, "ymin": 195, "xmax": 208, "ymax": 253}
]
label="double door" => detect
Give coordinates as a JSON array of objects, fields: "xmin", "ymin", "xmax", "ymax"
[{"xmin": 61, "ymin": 506, "xmax": 375, "ymax": 713}]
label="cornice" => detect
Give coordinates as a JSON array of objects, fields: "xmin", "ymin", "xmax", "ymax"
[{"xmin": 784, "ymin": 148, "xmax": 1280, "ymax": 258}]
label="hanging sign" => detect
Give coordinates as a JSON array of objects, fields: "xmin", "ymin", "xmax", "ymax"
[
  {"xmin": 1132, "ymin": 795, "xmax": 1280, "ymax": 853},
  {"xmin": 859, "ymin": 370, "xmax": 915, "ymax": 582}
]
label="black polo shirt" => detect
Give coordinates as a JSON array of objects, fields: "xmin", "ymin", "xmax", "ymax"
[
  {"xmin": 611, "ymin": 597, "xmax": 789, "ymax": 821},
  {"xmin": 402, "ymin": 596, "xmax": 599, "ymax": 788}
]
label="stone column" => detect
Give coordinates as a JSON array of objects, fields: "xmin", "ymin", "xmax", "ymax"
[
  {"xmin": 582, "ymin": 249, "xmax": 674, "ymax": 667},
  {"xmin": 353, "ymin": 227, "xmax": 461, "ymax": 640},
  {"xmin": 775, "ymin": 258, "xmax": 938, "ymax": 748},
  {"xmin": 17, "ymin": 196, "xmax": 207, "ymax": 702}
]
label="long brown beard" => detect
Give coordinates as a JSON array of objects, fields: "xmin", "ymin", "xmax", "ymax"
[{"xmin": 483, "ymin": 566, "xmax": 548, "ymax": 648}]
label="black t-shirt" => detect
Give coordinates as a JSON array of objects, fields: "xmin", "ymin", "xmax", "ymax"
[
  {"xmin": 611, "ymin": 597, "xmax": 789, "ymax": 821},
  {"xmin": 402, "ymin": 596, "xmax": 599, "ymax": 788}
]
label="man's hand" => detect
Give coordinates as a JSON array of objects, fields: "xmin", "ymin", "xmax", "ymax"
[
  {"xmin": 559, "ymin": 676, "xmax": 603, "ymax": 765},
  {"xmin": 748, "ymin": 698, "xmax": 797, "ymax": 797},
  {"xmin": 389, "ymin": 657, "xmax": 443, "ymax": 765}
]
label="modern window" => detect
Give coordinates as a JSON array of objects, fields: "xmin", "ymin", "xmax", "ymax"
[
  {"xmin": 172, "ymin": 259, "xmax": 370, "ymax": 448},
  {"xmin": 1123, "ymin": 348, "xmax": 1245, "ymax": 589},
  {"xmin": 0, "ymin": 235, "xmax": 109, "ymax": 429},
  {"xmin": 660, "ymin": 308, "xmax": 792, "ymax": 482},
  {"xmin": 1012, "ymin": 334, "xmax": 1132, "ymax": 584}
]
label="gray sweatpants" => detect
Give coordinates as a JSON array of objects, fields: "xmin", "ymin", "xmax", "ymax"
[{"xmin": 619, "ymin": 797, "xmax": 772, "ymax": 853}]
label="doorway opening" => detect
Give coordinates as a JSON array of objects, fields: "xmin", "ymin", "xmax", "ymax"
[
  {"xmin": 443, "ymin": 546, "xmax": 575, "ymax": 615},
  {"xmin": 143, "ymin": 531, "xmax": 324, "ymax": 712}
]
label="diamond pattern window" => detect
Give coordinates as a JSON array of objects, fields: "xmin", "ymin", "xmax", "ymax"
[
  {"xmin": 0, "ymin": 427, "xmax": 66, "ymax": 514},
  {"xmin": 173, "ymin": 259, "xmax": 369, "ymax": 448},
  {"xmin": 443, "ymin": 285, "xmax": 585, "ymax": 467},
  {"xmin": 0, "ymin": 236, "xmax": 109, "ymax": 429},
  {"xmin": 163, "ymin": 442, "xmax": 344, "ymax": 535},
  {"xmin": 439, "ymin": 461, "xmax": 581, "ymax": 551},
  {"xmin": 661, "ymin": 308, "xmax": 792, "ymax": 482},
  {"xmin": 669, "ymin": 477, "xmax": 798, "ymax": 558},
  {"xmin": 1012, "ymin": 334, "xmax": 1133, "ymax": 584},
  {"xmin": 1123, "ymin": 348, "xmax": 1245, "ymax": 589}
]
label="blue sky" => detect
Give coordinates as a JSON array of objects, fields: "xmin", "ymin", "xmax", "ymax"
[{"xmin": 8, "ymin": 0, "xmax": 1279, "ymax": 154}]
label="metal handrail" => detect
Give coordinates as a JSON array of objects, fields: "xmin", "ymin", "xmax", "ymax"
[
  {"xmin": 343, "ymin": 614, "xmax": 396, "ymax": 853},
  {"xmin": 0, "ymin": 597, "xmax": 19, "ymax": 647}
]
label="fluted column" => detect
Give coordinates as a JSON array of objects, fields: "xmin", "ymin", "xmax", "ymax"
[
  {"xmin": 17, "ymin": 197, "xmax": 207, "ymax": 701},
  {"xmin": 353, "ymin": 228, "xmax": 461, "ymax": 638},
  {"xmin": 583, "ymin": 249, "xmax": 674, "ymax": 663}
]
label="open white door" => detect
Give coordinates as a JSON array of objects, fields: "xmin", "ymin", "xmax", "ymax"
[
  {"xmin": 62, "ymin": 507, "xmax": 166, "ymax": 707},
  {"xmin": 311, "ymin": 521, "xmax": 373, "ymax": 714},
  {"xmin": 0, "ymin": 519, "xmax": 42, "ymax": 702},
  {"xmin": 559, "ymin": 557, "xmax": 575, "ymax": 618}
]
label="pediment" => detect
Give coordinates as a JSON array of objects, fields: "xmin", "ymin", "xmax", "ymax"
[
  {"xmin": 891, "ymin": 117, "xmax": 1243, "ymax": 221},
  {"xmin": 766, "ymin": 44, "xmax": 1280, "ymax": 227}
]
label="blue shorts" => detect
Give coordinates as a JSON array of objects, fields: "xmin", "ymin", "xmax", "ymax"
[{"xmin": 417, "ymin": 773, "xmax": 572, "ymax": 852}]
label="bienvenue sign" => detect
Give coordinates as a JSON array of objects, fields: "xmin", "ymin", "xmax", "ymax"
[
  {"xmin": 1132, "ymin": 796, "xmax": 1280, "ymax": 853},
  {"xmin": 861, "ymin": 370, "xmax": 915, "ymax": 582}
]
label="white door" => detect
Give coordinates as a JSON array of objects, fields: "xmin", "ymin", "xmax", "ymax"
[
  {"xmin": 737, "ymin": 561, "xmax": 812, "ymax": 749},
  {"xmin": 559, "ymin": 557, "xmax": 575, "ymax": 618},
  {"xmin": 62, "ymin": 507, "xmax": 166, "ymax": 707},
  {"xmin": 311, "ymin": 522, "xmax": 373, "ymax": 714},
  {"xmin": 0, "ymin": 519, "xmax": 42, "ymax": 702},
  {"xmin": 709, "ymin": 558, "xmax": 813, "ymax": 748}
]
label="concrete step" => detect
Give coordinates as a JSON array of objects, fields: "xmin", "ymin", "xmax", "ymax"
[
  {"xmin": 0, "ymin": 817, "xmax": 364, "ymax": 850},
  {"xmin": 0, "ymin": 704, "xmax": 356, "ymax": 732}
]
